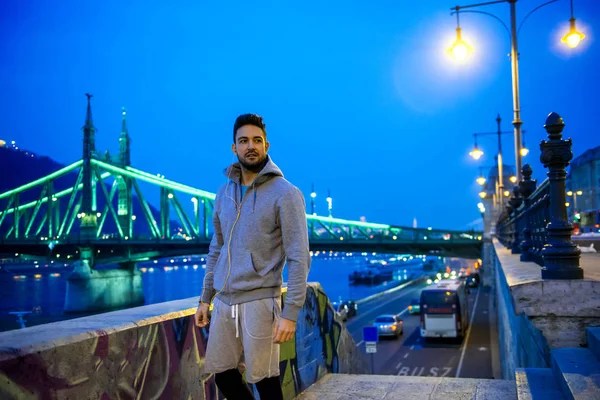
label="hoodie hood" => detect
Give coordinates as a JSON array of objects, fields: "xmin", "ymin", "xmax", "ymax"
[
  {"xmin": 223, "ymin": 155, "xmax": 283, "ymax": 187},
  {"xmin": 223, "ymin": 155, "xmax": 284, "ymax": 211}
]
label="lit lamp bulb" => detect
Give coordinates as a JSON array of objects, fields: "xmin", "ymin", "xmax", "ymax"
[
  {"xmin": 520, "ymin": 147, "xmax": 529, "ymax": 157},
  {"xmin": 510, "ymin": 176, "xmax": 517, "ymax": 183},
  {"xmin": 476, "ymin": 176, "xmax": 486, "ymax": 185},
  {"xmin": 562, "ymin": 18, "xmax": 585, "ymax": 49},
  {"xmin": 479, "ymin": 191, "xmax": 487, "ymax": 199},
  {"xmin": 447, "ymin": 28, "xmax": 472, "ymax": 61},
  {"xmin": 504, "ymin": 190, "xmax": 510, "ymax": 197},
  {"xmin": 469, "ymin": 146, "xmax": 483, "ymax": 160}
]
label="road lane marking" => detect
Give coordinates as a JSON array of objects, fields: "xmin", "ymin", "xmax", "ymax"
[
  {"xmin": 348, "ymin": 288, "xmax": 417, "ymax": 329},
  {"xmin": 403, "ymin": 353, "xmax": 409, "ymax": 359},
  {"xmin": 455, "ymin": 287, "xmax": 482, "ymax": 378},
  {"xmin": 356, "ymin": 340, "xmax": 364, "ymax": 347},
  {"xmin": 410, "ymin": 345, "xmax": 415, "ymax": 350},
  {"xmin": 396, "ymin": 361, "xmax": 403, "ymax": 369}
]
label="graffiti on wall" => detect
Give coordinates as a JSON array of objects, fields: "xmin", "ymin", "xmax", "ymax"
[{"xmin": 0, "ymin": 284, "xmax": 347, "ymax": 399}]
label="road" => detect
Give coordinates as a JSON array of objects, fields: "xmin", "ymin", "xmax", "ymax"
[{"xmin": 345, "ymin": 279, "xmax": 497, "ymax": 379}]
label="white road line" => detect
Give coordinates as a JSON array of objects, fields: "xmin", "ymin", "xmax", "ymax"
[
  {"xmin": 356, "ymin": 340, "xmax": 364, "ymax": 347},
  {"xmin": 410, "ymin": 345, "xmax": 415, "ymax": 350},
  {"xmin": 396, "ymin": 361, "xmax": 403, "ymax": 369},
  {"xmin": 403, "ymin": 353, "xmax": 409, "ymax": 359},
  {"xmin": 397, "ymin": 308, "xmax": 409, "ymax": 316},
  {"xmin": 348, "ymin": 288, "xmax": 417, "ymax": 329},
  {"xmin": 455, "ymin": 287, "xmax": 482, "ymax": 378}
]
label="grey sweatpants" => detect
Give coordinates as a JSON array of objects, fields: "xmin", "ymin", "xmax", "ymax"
[{"xmin": 204, "ymin": 296, "xmax": 282, "ymax": 384}]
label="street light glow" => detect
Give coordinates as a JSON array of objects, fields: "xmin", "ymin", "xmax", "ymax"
[
  {"xmin": 510, "ymin": 176, "xmax": 517, "ymax": 183},
  {"xmin": 520, "ymin": 147, "xmax": 529, "ymax": 157},
  {"xmin": 562, "ymin": 18, "xmax": 585, "ymax": 49},
  {"xmin": 479, "ymin": 191, "xmax": 487, "ymax": 199},
  {"xmin": 447, "ymin": 28, "xmax": 472, "ymax": 61},
  {"xmin": 476, "ymin": 176, "xmax": 486, "ymax": 185},
  {"xmin": 576, "ymin": 190, "xmax": 583, "ymax": 196},
  {"xmin": 504, "ymin": 190, "xmax": 510, "ymax": 197},
  {"xmin": 469, "ymin": 146, "xmax": 483, "ymax": 160}
]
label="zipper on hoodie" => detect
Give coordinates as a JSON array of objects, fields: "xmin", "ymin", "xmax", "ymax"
[{"xmin": 225, "ymin": 181, "xmax": 253, "ymax": 296}]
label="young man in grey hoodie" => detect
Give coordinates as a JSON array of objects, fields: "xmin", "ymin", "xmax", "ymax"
[{"xmin": 195, "ymin": 113, "xmax": 310, "ymax": 400}]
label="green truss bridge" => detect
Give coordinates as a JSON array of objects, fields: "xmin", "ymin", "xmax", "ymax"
[{"xmin": 0, "ymin": 95, "xmax": 483, "ymax": 269}]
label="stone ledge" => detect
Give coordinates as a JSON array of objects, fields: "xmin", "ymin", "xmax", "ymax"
[
  {"xmin": 0, "ymin": 282, "xmax": 301, "ymax": 362},
  {"xmin": 295, "ymin": 373, "xmax": 517, "ymax": 400},
  {"xmin": 515, "ymin": 368, "xmax": 563, "ymax": 400},
  {"xmin": 494, "ymin": 240, "xmax": 600, "ymax": 318}
]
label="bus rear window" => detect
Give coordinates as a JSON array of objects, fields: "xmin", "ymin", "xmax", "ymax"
[{"xmin": 421, "ymin": 291, "xmax": 458, "ymax": 313}]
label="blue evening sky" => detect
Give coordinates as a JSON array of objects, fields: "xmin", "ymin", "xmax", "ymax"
[{"xmin": 1, "ymin": 0, "xmax": 598, "ymax": 230}]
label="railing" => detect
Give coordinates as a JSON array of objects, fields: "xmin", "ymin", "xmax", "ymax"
[{"xmin": 494, "ymin": 112, "xmax": 583, "ymax": 280}]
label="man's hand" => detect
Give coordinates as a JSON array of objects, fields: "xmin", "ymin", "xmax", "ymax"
[
  {"xmin": 273, "ymin": 317, "xmax": 296, "ymax": 344},
  {"xmin": 195, "ymin": 302, "xmax": 210, "ymax": 328}
]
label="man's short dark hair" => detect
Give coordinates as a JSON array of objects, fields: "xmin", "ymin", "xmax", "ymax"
[{"xmin": 233, "ymin": 113, "xmax": 267, "ymax": 143}]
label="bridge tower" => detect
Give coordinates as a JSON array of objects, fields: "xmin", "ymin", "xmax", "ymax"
[
  {"xmin": 117, "ymin": 107, "xmax": 133, "ymax": 237},
  {"xmin": 80, "ymin": 94, "xmax": 98, "ymax": 239}
]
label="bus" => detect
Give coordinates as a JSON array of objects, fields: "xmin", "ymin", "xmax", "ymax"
[{"xmin": 419, "ymin": 279, "xmax": 469, "ymax": 339}]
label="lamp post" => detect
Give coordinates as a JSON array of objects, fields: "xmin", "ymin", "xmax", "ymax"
[
  {"xmin": 476, "ymin": 164, "xmax": 517, "ymax": 187},
  {"xmin": 448, "ymin": 0, "xmax": 586, "ymax": 181},
  {"xmin": 566, "ymin": 189, "xmax": 583, "ymax": 221},
  {"xmin": 470, "ymin": 115, "xmax": 523, "ymax": 210},
  {"xmin": 326, "ymin": 189, "xmax": 333, "ymax": 218},
  {"xmin": 310, "ymin": 184, "xmax": 317, "ymax": 215}
]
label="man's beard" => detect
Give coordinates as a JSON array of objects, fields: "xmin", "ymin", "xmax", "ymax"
[{"xmin": 238, "ymin": 153, "xmax": 268, "ymax": 174}]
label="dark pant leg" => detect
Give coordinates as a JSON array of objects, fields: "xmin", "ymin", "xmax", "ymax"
[
  {"xmin": 215, "ymin": 368, "xmax": 255, "ymax": 400},
  {"xmin": 255, "ymin": 376, "xmax": 283, "ymax": 400}
]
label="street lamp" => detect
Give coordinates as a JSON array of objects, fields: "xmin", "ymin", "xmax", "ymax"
[
  {"xmin": 326, "ymin": 189, "xmax": 333, "ymax": 218},
  {"xmin": 469, "ymin": 114, "xmax": 512, "ymax": 208},
  {"xmin": 566, "ymin": 189, "xmax": 583, "ymax": 220},
  {"xmin": 448, "ymin": 0, "xmax": 587, "ymax": 180},
  {"xmin": 520, "ymin": 137, "xmax": 529, "ymax": 157},
  {"xmin": 310, "ymin": 184, "xmax": 317, "ymax": 215},
  {"xmin": 562, "ymin": 0, "xmax": 586, "ymax": 48}
]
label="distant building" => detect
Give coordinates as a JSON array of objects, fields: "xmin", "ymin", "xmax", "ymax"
[{"xmin": 568, "ymin": 145, "xmax": 600, "ymax": 213}]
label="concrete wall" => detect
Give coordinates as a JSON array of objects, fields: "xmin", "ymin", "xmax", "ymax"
[
  {"xmin": 0, "ymin": 282, "xmax": 368, "ymax": 399},
  {"xmin": 491, "ymin": 240, "xmax": 600, "ymax": 379}
]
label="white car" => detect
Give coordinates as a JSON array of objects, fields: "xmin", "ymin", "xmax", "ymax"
[{"xmin": 373, "ymin": 314, "xmax": 403, "ymax": 337}]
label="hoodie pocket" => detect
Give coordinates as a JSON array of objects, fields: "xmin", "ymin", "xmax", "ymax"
[{"xmin": 229, "ymin": 251, "xmax": 261, "ymax": 291}]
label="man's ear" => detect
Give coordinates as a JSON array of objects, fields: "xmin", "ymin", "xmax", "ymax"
[
  {"xmin": 231, "ymin": 143, "xmax": 237, "ymax": 154},
  {"xmin": 265, "ymin": 141, "xmax": 270, "ymax": 153}
]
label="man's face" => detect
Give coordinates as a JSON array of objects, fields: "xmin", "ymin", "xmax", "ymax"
[{"xmin": 232, "ymin": 125, "xmax": 269, "ymax": 170}]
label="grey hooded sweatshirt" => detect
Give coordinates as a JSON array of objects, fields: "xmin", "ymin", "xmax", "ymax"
[{"xmin": 200, "ymin": 156, "xmax": 311, "ymax": 322}]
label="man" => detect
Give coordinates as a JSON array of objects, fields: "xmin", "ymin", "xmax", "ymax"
[{"xmin": 195, "ymin": 113, "xmax": 310, "ymax": 400}]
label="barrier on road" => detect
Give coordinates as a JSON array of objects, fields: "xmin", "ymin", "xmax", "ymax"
[{"xmin": 355, "ymin": 276, "xmax": 426, "ymax": 305}]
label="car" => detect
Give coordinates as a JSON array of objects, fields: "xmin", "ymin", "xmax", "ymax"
[
  {"xmin": 466, "ymin": 273, "xmax": 480, "ymax": 288},
  {"xmin": 408, "ymin": 298, "xmax": 421, "ymax": 315},
  {"xmin": 333, "ymin": 300, "xmax": 358, "ymax": 321},
  {"xmin": 373, "ymin": 314, "xmax": 403, "ymax": 337}
]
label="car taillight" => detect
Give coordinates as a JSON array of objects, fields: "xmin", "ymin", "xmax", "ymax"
[{"xmin": 408, "ymin": 306, "xmax": 412, "ymax": 310}]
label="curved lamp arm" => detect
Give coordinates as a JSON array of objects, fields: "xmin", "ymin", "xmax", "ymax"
[
  {"xmin": 451, "ymin": 9, "xmax": 511, "ymax": 40},
  {"xmin": 517, "ymin": 0, "xmax": 559, "ymax": 36}
]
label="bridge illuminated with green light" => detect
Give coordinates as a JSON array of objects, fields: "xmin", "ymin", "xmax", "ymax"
[{"xmin": 0, "ymin": 97, "xmax": 483, "ymax": 266}]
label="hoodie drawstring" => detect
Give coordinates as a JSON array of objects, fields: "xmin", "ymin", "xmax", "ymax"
[
  {"xmin": 232, "ymin": 303, "xmax": 240, "ymax": 338},
  {"xmin": 252, "ymin": 182, "xmax": 257, "ymax": 213}
]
